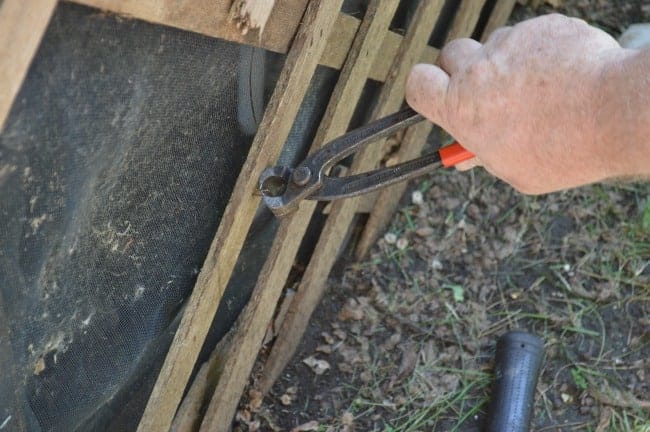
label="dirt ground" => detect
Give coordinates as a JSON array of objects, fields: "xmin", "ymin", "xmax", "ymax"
[{"xmin": 235, "ymin": 1, "xmax": 650, "ymax": 431}]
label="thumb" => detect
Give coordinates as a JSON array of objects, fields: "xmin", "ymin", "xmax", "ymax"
[{"xmin": 405, "ymin": 63, "xmax": 450, "ymax": 129}]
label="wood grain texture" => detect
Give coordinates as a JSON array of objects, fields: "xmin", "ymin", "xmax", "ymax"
[
  {"xmin": 68, "ymin": 0, "xmax": 437, "ymax": 83},
  {"xmin": 196, "ymin": 1, "xmax": 400, "ymax": 429},
  {"xmin": 136, "ymin": 1, "xmax": 344, "ymax": 430},
  {"xmin": 321, "ymin": 13, "xmax": 437, "ymax": 83},
  {"xmin": 70, "ymin": 0, "xmax": 308, "ymax": 54},
  {"xmin": 481, "ymin": 0, "xmax": 517, "ymax": 42},
  {"xmin": 229, "ymin": 0, "xmax": 277, "ymax": 35},
  {"xmin": 0, "ymin": 0, "xmax": 58, "ymax": 133},
  {"xmin": 356, "ymin": 0, "xmax": 516, "ymax": 260},
  {"xmin": 170, "ymin": 331, "xmax": 232, "ymax": 432},
  {"xmin": 258, "ymin": 0, "xmax": 446, "ymax": 396}
]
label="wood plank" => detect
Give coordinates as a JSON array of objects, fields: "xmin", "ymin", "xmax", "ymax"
[
  {"xmin": 68, "ymin": 0, "xmax": 437, "ymax": 83},
  {"xmin": 70, "ymin": 0, "xmax": 309, "ymax": 54},
  {"xmin": 322, "ymin": 14, "xmax": 437, "ymax": 83},
  {"xmin": 258, "ymin": 0, "xmax": 446, "ymax": 396},
  {"xmin": 356, "ymin": 0, "xmax": 514, "ymax": 260},
  {"xmin": 229, "ymin": 0, "xmax": 277, "ymax": 35},
  {"xmin": 0, "ymin": 0, "xmax": 58, "ymax": 133},
  {"xmin": 481, "ymin": 0, "xmax": 517, "ymax": 41},
  {"xmin": 170, "ymin": 331, "xmax": 232, "ymax": 432},
  {"xmin": 197, "ymin": 1, "xmax": 400, "ymax": 429},
  {"xmin": 136, "ymin": 1, "xmax": 344, "ymax": 430}
]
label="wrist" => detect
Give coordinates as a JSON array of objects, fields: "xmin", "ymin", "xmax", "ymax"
[{"xmin": 595, "ymin": 49, "xmax": 650, "ymax": 180}]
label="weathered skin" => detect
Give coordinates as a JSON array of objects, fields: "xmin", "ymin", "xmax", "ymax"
[{"xmin": 406, "ymin": 14, "xmax": 650, "ymax": 194}]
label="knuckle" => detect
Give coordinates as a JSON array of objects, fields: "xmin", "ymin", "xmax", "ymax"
[{"xmin": 465, "ymin": 58, "xmax": 491, "ymax": 80}]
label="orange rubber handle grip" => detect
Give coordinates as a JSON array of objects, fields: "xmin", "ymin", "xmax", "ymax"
[{"xmin": 439, "ymin": 142, "xmax": 474, "ymax": 167}]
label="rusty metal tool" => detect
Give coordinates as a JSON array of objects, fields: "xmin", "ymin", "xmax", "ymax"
[{"xmin": 258, "ymin": 107, "xmax": 473, "ymax": 217}]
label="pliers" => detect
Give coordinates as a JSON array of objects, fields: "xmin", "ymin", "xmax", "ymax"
[{"xmin": 258, "ymin": 107, "xmax": 473, "ymax": 217}]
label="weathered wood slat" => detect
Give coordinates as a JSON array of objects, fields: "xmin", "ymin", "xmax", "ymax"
[
  {"xmin": 68, "ymin": 0, "xmax": 437, "ymax": 83},
  {"xmin": 69, "ymin": 0, "xmax": 309, "ymax": 54},
  {"xmin": 196, "ymin": 2, "xmax": 400, "ymax": 429},
  {"xmin": 258, "ymin": 0, "xmax": 446, "ymax": 396},
  {"xmin": 136, "ymin": 1, "xmax": 344, "ymax": 430},
  {"xmin": 482, "ymin": 0, "xmax": 517, "ymax": 41},
  {"xmin": 0, "ymin": 0, "xmax": 59, "ymax": 132},
  {"xmin": 356, "ymin": 0, "xmax": 499, "ymax": 259},
  {"xmin": 229, "ymin": 0, "xmax": 278, "ymax": 35}
]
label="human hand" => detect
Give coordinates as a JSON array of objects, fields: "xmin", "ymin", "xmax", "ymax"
[{"xmin": 406, "ymin": 14, "xmax": 634, "ymax": 194}]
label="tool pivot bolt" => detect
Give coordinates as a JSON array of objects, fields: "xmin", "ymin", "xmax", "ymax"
[{"xmin": 292, "ymin": 166, "xmax": 312, "ymax": 186}]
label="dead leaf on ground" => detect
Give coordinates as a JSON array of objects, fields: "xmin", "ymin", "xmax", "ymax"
[
  {"xmin": 291, "ymin": 420, "xmax": 320, "ymax": 431},
  {"xmin": 316, "ymin": 344, "xmax": 332, "ymax": 354},
  {"xmin": 302, "ymin": 356, "xmax": 330, "ymax": 375},
  {"xmin": 390, "ymin": 343, "xmax": 418, "ymax": 387},
  {"xmin": 321, "ymin": 332, "xmax": 334, "ymax": 344},
  {"xmin": 341, "ymin": 411, "xmax": 354, "ymax": 425},
  {"xmin": 381, "ymin": 333, "xmax": 401, "ymax": 351},
  {"xmin": 595, "ymin": 406, "xmax": 613, "ymax": 432},
  {"xmin": 248, "ymin": 389, "xmax": 263, "ymax": 411},
  {"xmin": 588, "ymin": 378, "xmax": 650, "ymax": 409},
  {"xmin": 339, "ymin": 298, "xmax": 364, "ymax": 321}
]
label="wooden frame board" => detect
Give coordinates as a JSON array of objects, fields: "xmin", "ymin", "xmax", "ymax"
[
  {"xmin": 134, "ymin": 1, "xmax": 345, "ymax": 430},
  {"xmin": 0, "ymin": 1, "xmax": 518, "ymax": 430},
  {"xmin": 195, "ymin": 1, "xmax": 401, "ymax": 429},
  {"xmin": 0, "ymin": 0, "xmax": 58, "ymax": 133},
  {"xmin": 258, "ymin": 0, "xmax": 447, "ymax": 396},
  {"xmin": 356, "ymin": 0, "xmax": 492, "ymax": 259}
]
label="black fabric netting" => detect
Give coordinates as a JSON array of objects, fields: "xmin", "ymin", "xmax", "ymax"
[
  {"xmin": 0, "ymin": 2, "xmax": 343, "ymax": 430},
  {"xmin": 0, "ymin": 3, "xmax": 251, "ymax": 431}
]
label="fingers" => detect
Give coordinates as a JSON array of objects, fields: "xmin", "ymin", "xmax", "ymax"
[
  {"xmin": 438, "ymin": 38, "xmax": 482, "ymax": 75},
  {"xmin": 484, "ymin": 26, "xmax": 512, "ymax": 46},
  {"xmin": 405, "ymin": 63, "xmax": 450, "ymax": 127},
  {"xmin": 454, "ymin": 156, "xmax": 482, "ymax": 171}
]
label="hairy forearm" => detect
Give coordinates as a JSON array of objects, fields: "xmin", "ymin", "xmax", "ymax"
[
  {"xmin": 599, "ymin": 49, "xmax": 650, "ymax": 179},
  {"xmin": 406, "ymin": 14, "xmax": 649, "ymax": 194}
]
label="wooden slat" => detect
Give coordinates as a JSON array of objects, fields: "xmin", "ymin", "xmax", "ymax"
[
  {"xmin": 0, "ymin": 0, "xmax": 58, "ymax": 133},
  {"xmin": 70, "ymin": 0, "xmax": 309, "ymax": 54},
  {"xmin": 229, "ymin": 0, "xmax": 278, "ymax": 35},
  {"xmin": 356, "ymin": 0, "xmax": 514, "ymax": 260},
  {"xmin": 481, "ymin": 0, "xmax": 517, "ymax": 41},
  {"xmin": 196, "ymin": 2, "xmax": 400, "ymax": 429},
  {"xmin": 258, "ymin": 0, "xmax": 446, "ymax": 396},
  {"xmin": 68, "ymin": 0, "xmax": 437, "ymax": 83},
  {"xmin": 170, "ymin": 331, "xmax": 232, "ymax": 432},
  {"xmin": 135, "ymin": 1, "xmax": 344, "ymax": 430}
]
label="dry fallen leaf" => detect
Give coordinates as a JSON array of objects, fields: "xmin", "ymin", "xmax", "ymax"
[
  {"xmin": 384, "ymin": 232, "xmax": 397, "ymax": 244},
  {"xmin": 382, "ymin": 333, "xmax": 401, "ymax": 351},
  {"xmin": 302, "ymin": 356, "xmax": 330, "ymax": 375},
  {"xmin": 248, "ymin": 389, "xmax": 263, "ymax": 411},
  {"xmin": 291, "ymin": 420, "xmax": 320, "ymax": 431},
  {"xmin": 321, "ymin": 332, "xmax": 334, "ymax": 344},
  {"xmin": 411, "ymin": 190, "xmax": 424, "ymax": 206},
  {"xmin": 339, "ymin": 299, "xmax": 364, "ymax": 321},
  {"xmin": 595, "ymin": 406, "xmax": 612, "ymax": 432},
  {"xmin": 316, "ymin": 344, "xmax": 332, "ymax": 354},
  {"xmin": 341, "ymin": 411, "xmax": 354, "ymax": 426}
]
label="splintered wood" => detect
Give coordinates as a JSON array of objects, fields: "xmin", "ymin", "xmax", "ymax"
[
  {"xmin": 355, "ymin": 0, "xmax": 515, "ymax": 259},
  {"xmin": 259, "ymin": 0, "xmax": 446, "ymax": 396},
  {"xmin": 175, "ymin": 0, "xmax": 518, "ymax": 428},
  {"xmin": 196, "ymin": 1, "xmax": 401, "ymax": 429},
  {"xmin": 229, "ymin": 0, "xmax": 276, "ymax": 35},
  {"xmin": 0, "ymin": 0, "xmax": 521, "ymax": 431},
  {"xmin": 136, "ymin": 1, "xmax": 344, "ymax": 431},
  {"xmin": 0, "ymin": 0, "xmax": 58, "ymax": 132}
]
